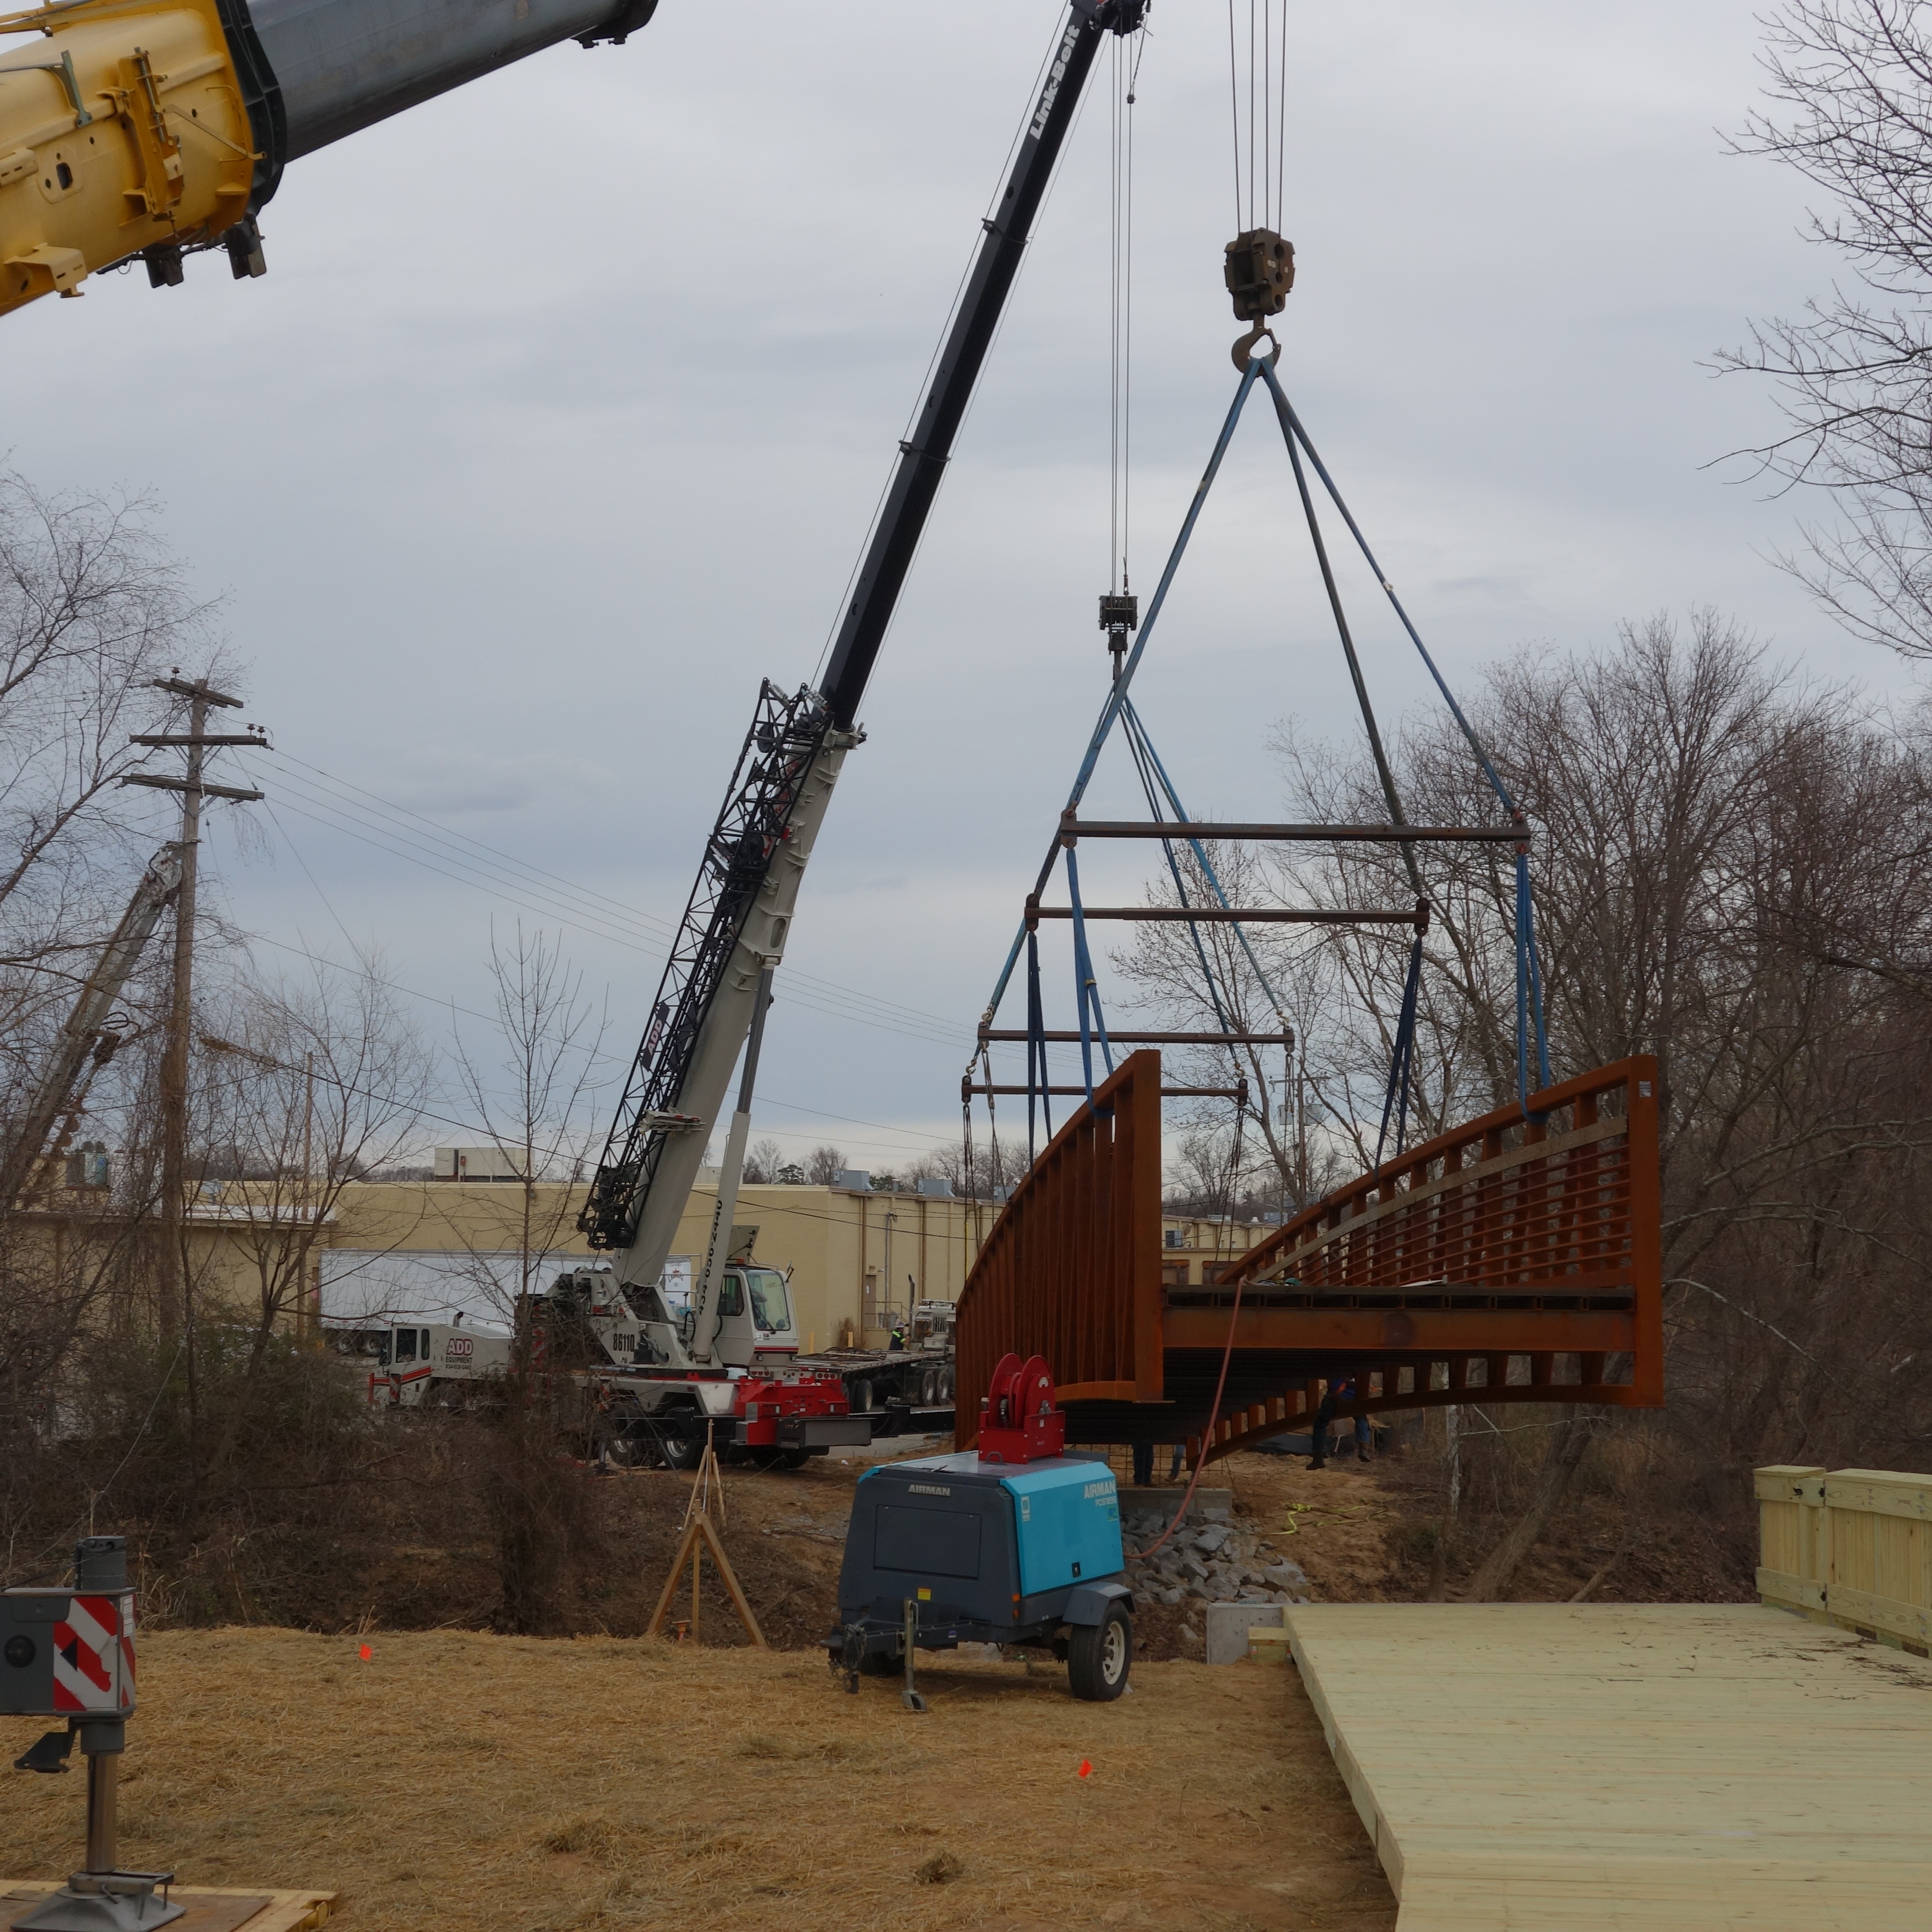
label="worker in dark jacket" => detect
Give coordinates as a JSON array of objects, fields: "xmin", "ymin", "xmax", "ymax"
[{"xmin": 1309, "ymin": 1376, "xmax": 1371, "ymax": 1469}]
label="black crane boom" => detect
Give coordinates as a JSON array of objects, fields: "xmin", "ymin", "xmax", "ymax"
[
  {"xmin": 579, "ymin": 0, "xmax": 1143, "ymax": 1267},
  {"xmin": 817, "ymin": 0, "xmax": 1144, "ymax": 728}
]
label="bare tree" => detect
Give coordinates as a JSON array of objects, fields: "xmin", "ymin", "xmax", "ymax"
[
  {"xmin": 1128, "ymin": 612, "xmax": 1932, "ymax": 1594},
  {"xmin": 804, "ymin": 1143, "xmax": 847, "ymax": 1185},
  {"xmin": 447, "ymin": 923, "xmax": 607, "ymax": 1319},
  {"xmin": 0, "ymin": 477, "xmax": 222, "ymax": 1188},
  {"xmin": 0, "ymin": 475, "xmax": 215, "ymax": 913},
  {"xmin": 1724, "ymin": 0, "xmax": 1932, "ymax": 656},
  {"xmin": 743, "ymin": 1136, "xmax": 786, "ymax": 1185},
  {"xmin": 192, "ymin": 953, "xmax": 431, "ymax": 1471}
]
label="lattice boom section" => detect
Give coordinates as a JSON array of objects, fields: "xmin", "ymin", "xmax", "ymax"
[{"xmin": 954, "ymin": 1051, "xmax": 1165, "ymax": 1444}]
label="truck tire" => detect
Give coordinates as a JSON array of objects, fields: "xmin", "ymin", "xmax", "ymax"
[
  {"xmin": 856, "ymin": 1647, "xmax": 898, "ymax": 1677},
  {"xmin": 849, "ymin": 1378, "xmax": 874, "ymax": 1413},
  {"xmin": 940, "ymin": 1365, "xmax": 955, "ymax": 1401},
  {"xmin": 919, "ymin": 1366, "xmax": 939, "ymax": 1406},
  {"xmin": 1067, "ymin": 1603, "xmax": 1132, "ymax": 1702},
  {"xmin": 660, "ymin": 1433, "xmax": 703, "ymax": 1471}
]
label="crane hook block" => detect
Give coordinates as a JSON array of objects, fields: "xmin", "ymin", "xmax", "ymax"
[
  {"xmin": 976, "ymin": 1352, "xmax": 1066, "ymax": 1464},
  {"xmin": 1224, "ymin": 228, "xmax": 1295, "ymax": 322},
  {"xmin": 1226, "ymin": 228, "xmax": 1293, "ymax": 369}
]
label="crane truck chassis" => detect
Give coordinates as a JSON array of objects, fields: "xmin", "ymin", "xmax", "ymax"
[{"xmin": 361, "ymin": 1257, "xmax": 956, "ymax": 1466}]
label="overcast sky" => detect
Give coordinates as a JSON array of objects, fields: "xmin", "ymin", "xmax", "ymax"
[{"xmin": 6, "ymin": 0, "xmax": 1918, "ymax": 1174}]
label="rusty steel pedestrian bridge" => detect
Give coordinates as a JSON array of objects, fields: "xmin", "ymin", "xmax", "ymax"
[{"xmin": 954, "ymin": 1050, "xmax": 1664, "ymax": 1463}]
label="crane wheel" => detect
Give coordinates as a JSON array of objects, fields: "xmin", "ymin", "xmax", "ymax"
[{"xmin": 660, "ymin": 1434, "xmax": 703, "ymax": 1471}]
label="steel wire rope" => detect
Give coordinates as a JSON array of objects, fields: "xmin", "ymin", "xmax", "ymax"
[
  {"xmin": 808, "ymin": 10, "xmax": 1089, "ymax": 689},
  {"xmin": 240, "ymin": 773, "xmax": 970, "ymax": 1053},
  {"xmin": 255, "ymin": 792, "xmax": 962, "ymax": 1052},
  {"xmin": 237, "ymin": 818, "xmax": 972, "ymax": 1161},
  {"xmin": 845, "ymin": 40, "xmax": 1107, "ymax": 667},
  {"xmin": 1226, "ymin": 0, "xmax": 1242, "ymax": 229},
  {"xmin": 1274, "ymin": 0, "xmax": 1286, "ymax": 235},
  {"xmin": 255, "ymin": 750, "xmax": 965, "ymax": 1039}
]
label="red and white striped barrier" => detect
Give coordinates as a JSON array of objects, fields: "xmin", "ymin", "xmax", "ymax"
[{"xmin": 51, "ymin": 1591, "xmax": 134, "ymax": 1714}]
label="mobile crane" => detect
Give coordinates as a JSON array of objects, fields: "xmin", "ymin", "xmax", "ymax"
[
  {"xmin": 0, "ymin": 841, "xmax": 181, "ymax": 1210},
  {"xmin": 518, "ymin": 0, "xmax": 1149, "ymax": 1469}
]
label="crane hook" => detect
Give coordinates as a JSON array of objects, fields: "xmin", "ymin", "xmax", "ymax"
[{"xmin": 1231, "ymin": 319, "xmax": 1281, "ymax": 372}]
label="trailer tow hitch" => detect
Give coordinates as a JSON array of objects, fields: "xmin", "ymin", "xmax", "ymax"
[{"xmin": 835, "ymin": 1623, "xmax": 865, "ymax": 1694}]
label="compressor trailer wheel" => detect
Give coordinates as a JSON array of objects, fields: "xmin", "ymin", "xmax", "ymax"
[{"xmin": 1068, "ymin": 1600, "xmax": 1133, "ymax": 1701}]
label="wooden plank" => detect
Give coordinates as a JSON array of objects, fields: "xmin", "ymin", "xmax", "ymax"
[
  {"xmin": 1826, "ymin": 1470, "xmax": 1932, "ymax": 1521},
  {"xmin": 1754, "ymin": 1464, "xmax": 1825, "ymax": 1502},
  {"xmin": 1755, "ymin": 1564, "xmax": 1824, "ymax": 1612},
  {"xmin": 1822, "ymin": 1582, "xmax": 1932, "ymax": 1650},
  {"xmin": 0, "ymin": 1886, "xmax": 332, "ymax": 1931},
  {"xmin": 1282, "ymin": 1603, "xmax": 1932, "ymax": 1930}
]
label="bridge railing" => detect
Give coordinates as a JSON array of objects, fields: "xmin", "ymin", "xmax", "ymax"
[
  {"xmin": 954, "ymin": 1050, "xmax": 1165, "ymax": 1439},
  {"xmin": 1218, "ymin": 1054, "xmax": 1663, "ymax": 1402},
  {"xmin": 1758, "ymin": 1465, "xmax": 1932, "ymax": 1654}
]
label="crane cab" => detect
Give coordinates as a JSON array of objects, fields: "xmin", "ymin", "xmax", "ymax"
[
  {"xmin": 687, "ymin": 1265, "xmax": 800, "ymax": 1368},
  {"xmin": 541, "ymin": 1261, "xmax": 799, "ymax": 1371}
]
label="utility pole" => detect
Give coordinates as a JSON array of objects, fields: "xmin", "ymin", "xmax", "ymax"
[{"xmin": 122, "ymin": 676, "xmax": 266, "ymax": 1340}]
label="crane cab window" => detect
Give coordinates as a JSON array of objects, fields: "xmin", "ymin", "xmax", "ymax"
[
  {"xmin": 717, "ymin": 1276, "xmax": 743, "ymax": 1318},
  {"xmin": 392, "ymin": 1329, "xmax": 417, "ymax": 1362},
  {"xmin": 744, "ymin": 1268, "xmax": 791, "ymax": 1335}
]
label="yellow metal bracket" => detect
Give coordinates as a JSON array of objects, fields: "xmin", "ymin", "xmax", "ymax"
[{"xmin": 0, "ymin": 0, "xmax": 261, "ymax": 317}]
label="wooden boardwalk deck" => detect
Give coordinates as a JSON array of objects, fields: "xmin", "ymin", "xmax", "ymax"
[{"xmin": 1280, "ymin": 1602, "xmax": 1932, "ymax": 1930}]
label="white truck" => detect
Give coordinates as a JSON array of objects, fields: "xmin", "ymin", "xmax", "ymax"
[
  {"xmin": 364, "ymin": 1248, "xmax": 870, "ymax": 1469},
  {"xmin": 365, "ymin": 1319, "xmax": 512, "ymax": 1407}
]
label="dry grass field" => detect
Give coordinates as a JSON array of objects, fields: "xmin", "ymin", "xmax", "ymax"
[{"xmin": 1, "ymin": 1631, "xmax": 1394, "ymax": 1932}]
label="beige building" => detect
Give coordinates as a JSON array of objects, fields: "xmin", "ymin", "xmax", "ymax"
[
  {"xmin": 271, "ymin": 1173, "xmax": 988, "ymax": 1352},
  {"xmin": 28, "ymin": 1170, "xmax": 1277, "ymax": 1357},
  {"xmin": 1157, "ymin": 1215, "xmax": 1274, "ymax": 1288}
]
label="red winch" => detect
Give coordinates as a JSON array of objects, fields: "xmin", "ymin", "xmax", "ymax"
[{"xmin": 976, "ymin": 1352, "xmax": 1067, "ymax": 1463}]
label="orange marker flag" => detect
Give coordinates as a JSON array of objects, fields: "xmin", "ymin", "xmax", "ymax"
[
  {"xmin": 1077, "ymin": 1758, "xmax": 1092, "ymax": 1778},
  {"xmin": 358, "ymin": 1643, "xmax": 372, "ymax": 1660}
]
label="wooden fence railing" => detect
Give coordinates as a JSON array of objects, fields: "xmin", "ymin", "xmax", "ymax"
[{"xmin": 1757, "ymin": 1465, "xmax": 1932, "ymax": 1654}]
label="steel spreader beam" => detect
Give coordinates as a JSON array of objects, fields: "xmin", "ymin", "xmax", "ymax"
[
  {"xmin": 1026, "ymin": 905, "xmax": 1425, "ymax": 926},
  {"xmin": 1061, "ymin": 817, "xmax": 1523, "ymax": 844},
  {"xmin": 979, "ymin": 1028, "xmax": 1294, "ymax": 1045}
]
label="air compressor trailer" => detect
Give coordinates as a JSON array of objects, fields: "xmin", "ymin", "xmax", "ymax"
[{"xmin": 825, "ymin": 1355, "xmax": 1134, "ymax": 1704}]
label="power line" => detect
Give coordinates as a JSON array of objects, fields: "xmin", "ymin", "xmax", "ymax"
[
  {"xmin": 240, "ymin": 779, "xmax": 967, "ymax": 1052},
  {"xmin": 254, "ymin": 749, "xmax": 967, "ymax": 1037}
]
